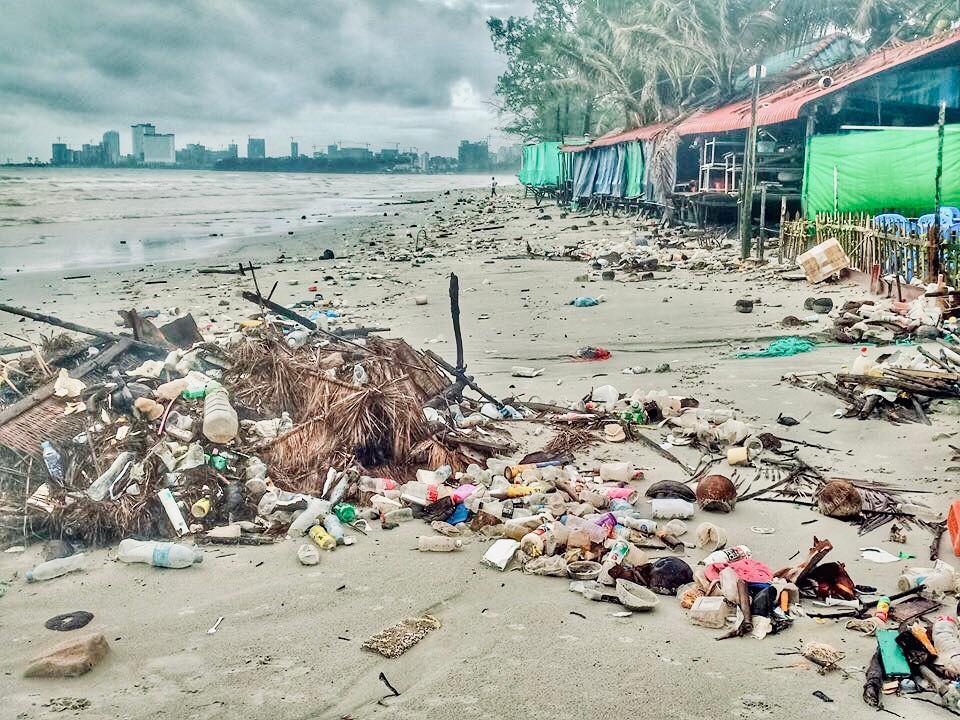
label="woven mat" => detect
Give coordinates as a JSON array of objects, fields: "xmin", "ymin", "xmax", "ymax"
[{"xmin": 361, "ymin": 615, "xmax": 441, "ymax": 658}]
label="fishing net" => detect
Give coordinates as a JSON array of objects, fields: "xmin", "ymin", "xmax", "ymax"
[{"xmin": 736, "ymin": 337, "xmax": 815, "ymax": 358}]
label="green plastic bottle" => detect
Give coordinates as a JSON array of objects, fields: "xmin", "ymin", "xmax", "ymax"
[{"xmin": 333, "ymin": 502, "xmax": 356, "ymax": 523}]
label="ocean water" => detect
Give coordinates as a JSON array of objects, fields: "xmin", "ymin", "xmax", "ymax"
[{"xmin": 0, "ymin": 168, "xmax": 513, "ymax": 273}]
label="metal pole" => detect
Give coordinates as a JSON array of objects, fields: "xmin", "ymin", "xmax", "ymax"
[{"xmin": 739, "ymin": 66, "xmax": 763, "ymax": 259}]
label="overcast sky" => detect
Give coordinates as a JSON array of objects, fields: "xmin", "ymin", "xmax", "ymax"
[{"xmin": 0, "ymin": 0, "xmax": 532, "ymax": 161}]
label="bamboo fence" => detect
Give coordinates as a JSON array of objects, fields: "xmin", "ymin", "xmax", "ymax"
[{"xmin": 781, "ymin": 211, "xmax": 960, "ymax": 285}]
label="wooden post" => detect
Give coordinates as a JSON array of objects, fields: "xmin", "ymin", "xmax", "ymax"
[
  {"xmin": 757, "ymin": 183, "xmax": 768, "ymax": 261},
  {"xmin": 449, "ymin": 273, "xmax": 464, "ymax": 372},
  {"xmin": 930, "ymin": 101, "xmax": 947, "ymax": 283},
  {"xmin": 739, "ymin": 65, "xmax": 763, "ymax": 259},
  {"xmin": 778, "ymin": 195, "xmax": 787, "ymax": 264}
]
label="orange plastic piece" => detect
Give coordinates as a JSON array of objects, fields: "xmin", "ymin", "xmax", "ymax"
[{"xmin": 946, "ymin": 500, "xmax": 960, "ymax": 556}]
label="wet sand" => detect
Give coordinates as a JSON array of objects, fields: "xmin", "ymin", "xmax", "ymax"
[{"xmin": 0, "ymin": 186, "xmax": 951, "ymax": 719}]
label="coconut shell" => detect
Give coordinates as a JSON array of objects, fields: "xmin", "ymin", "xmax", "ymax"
[
  {"xmin": 645, "ymin": 480, "xmax": 696, "ymax": 502},
  {"xmin": 696, "ymin": 474, "xmax": 737, "ymax": 513},
  {"xmin": 818, "ymin": 479, "xmax": 862, "ymax": 519}
]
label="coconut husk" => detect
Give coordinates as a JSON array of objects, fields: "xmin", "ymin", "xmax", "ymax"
[
  {"xmin": 817, "ymin": 479, "xmax": 862, "ymax": 518},
  {"xmin": 696, "ymin": 474, "xmax": 737, "ymax": 512}
]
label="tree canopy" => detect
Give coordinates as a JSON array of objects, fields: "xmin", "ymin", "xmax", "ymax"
[{"xmin": 488, "ymin": 0, "xmax": 960, "ymax": 140}]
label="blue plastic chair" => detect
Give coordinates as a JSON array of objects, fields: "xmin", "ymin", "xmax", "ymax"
[
  {"xmin": 918, "ymin": 208, "xmax": 959, "ymax": 232},
  {"xmin": 873, "ymin": 213, "xmax": 913, "ymax": 234}
]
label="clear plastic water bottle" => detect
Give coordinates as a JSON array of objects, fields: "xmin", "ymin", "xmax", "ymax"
[
  {"xmin": 26, "ymin": 553, "xmax": 87, "ymax": 582},
  {"xmin": 288, "ymin": 498, "xmax": 331, "ymax": 537},
  {"xmin": 118, "ymin": 539, "xmax": 202, "ymax": 568},
  {"xmin": 40, "ymin": 441, "xmax": 64, "ymax": 483},
  {"xmin": 323, "ymin": 513, "xmax": 345, "ymax": 544},
  {"xmin": 202, "ymin": 381, "xmax": 239, "ymax": 444}
]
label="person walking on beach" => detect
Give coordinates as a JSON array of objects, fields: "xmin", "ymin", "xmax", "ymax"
[{"xmin": 490, "ymin": 176, "xmax": 497, "ymax": 196}]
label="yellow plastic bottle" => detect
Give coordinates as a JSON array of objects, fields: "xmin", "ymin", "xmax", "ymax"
[
  {"xmin": 191, "ymin": 497, "xmax": 211, "ymax": 518},
  {"xmin": 308, "ymin": 524, "xmax": 336, "ymax": 550},
  {"xmin": 505, "ymin": 484, "xmax": 535, "ymax": 498}
]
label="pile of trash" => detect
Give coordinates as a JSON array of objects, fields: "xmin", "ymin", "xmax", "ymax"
[
  {"xmin": 0, "ymin": 300, "xmax": 517, "ymax": 546},
  {"xmin": 788, "ymin": 344, "xmax": 960, "ymax": 424},
  {"xmin": 826, "ymin": 296, "xmax": 955, "ymax": 345}
]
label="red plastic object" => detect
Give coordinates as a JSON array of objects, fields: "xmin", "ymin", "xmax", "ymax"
[{"xmin": 947, "ymin": 500, "xmax": 960, "ymax": 556}]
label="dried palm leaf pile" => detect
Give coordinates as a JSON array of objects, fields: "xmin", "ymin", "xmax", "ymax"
[{"xmin": 223, "ymin": 332, "xmax": 512, "ymax": 493}]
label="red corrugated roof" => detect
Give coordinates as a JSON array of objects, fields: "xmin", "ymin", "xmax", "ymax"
[
  {"xmin": 676, "ymin": 28, "xmax": 960, "ymax": 136},
  {"xmin": 560, "ymin": 122, "xmax": 672, "ymax": 152},
  {"xmin": 590, "ymin": 122, "xmax": 673, "ymax": 147}
]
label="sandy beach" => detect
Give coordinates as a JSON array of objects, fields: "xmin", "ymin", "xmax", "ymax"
[{"xmin": 0, "ymin": 181, "xmax": 953, "ymax": 720}]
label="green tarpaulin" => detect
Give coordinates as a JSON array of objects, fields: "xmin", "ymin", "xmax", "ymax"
[
  {"xmin": 803, "ymin": 125, "xmax": 960, "ymax": 217},
  {"xmin": 624, "ymin": 141, "xmax": 644, "ymax": 198},
  {"xmin": 518, "ymin": 142, "xmax": 562, "ymax": 187}
]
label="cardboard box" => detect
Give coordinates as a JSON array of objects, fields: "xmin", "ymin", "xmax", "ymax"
[{"xmin": 796, "ymin": 238, "xmax": 850, "ymax": 283}]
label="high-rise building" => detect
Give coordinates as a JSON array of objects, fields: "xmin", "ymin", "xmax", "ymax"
[
  {"xmin": 102, "ymin": 130, "xmax": 120, "ymax": 164},
  {"xmin": 142, "ymin": 133, "xmax": 175, "ymax": 164},
  {"xmin": 227, "ymin": 143, "xmax": 238, "ymax": 159},
  {"xmin": 51, "ymin": 143, "xmax": 70, "ymax": 165},
  {"xmin": 80, "ymin": 143, "xmax": 103, "ymax": 165},
  {"xmin": 131, "ymin": 123, "xmax": 156, "ymax": 161},
  {"xmin": 458, "ymin": 140, "xmax": 491, "ymax": 171},
  {"xmin": 290, "ymin": 141, "xmax": 299, "ymax": 158},
  {"xmin": 247, "ymin": 138, "xmax": 266, "ymax": 159}
]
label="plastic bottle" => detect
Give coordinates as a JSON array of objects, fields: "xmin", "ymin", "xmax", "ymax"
[
  {"xmin": 452, "ymin": 484, "xmax": 477, "ymax": 503},
  {"xmin": 191, "ymin": 497, "xmax": 212, "ymax": 518},
  {"xmin": 202, "ymin": 381, "xmax": 239, "ymax": 444},
  {"xmin": 87, "ymin": 451, "xmax": 134, "ymax": 502},
  {"xmin": 897, "ymin": 560, "xmax": 958, "ymax": 595},
  {"xmin": 370, "ymin": 495, "xmax": 402, "ymax": 514},
  {"xmin": 591, "ymin": 384, "xmax": 619, "ymax": 408},
  {"xmin": 323, "ymin": 513, "xmax": 345, "ymax": 545},
  {"xmin": 288, "ymin": 498, "xmax": 330, "ymax": 537},
  {"xmin": 40, "ymin": 441, "xmax": 64, "ymax": 483},
  {"xmin": 617, "ymin": 516, "xmax": 657, "ymax": 534},
  {"xmin": 418, "ymin": 536, "xmax": 463, "ymax": 552},
  {"xmin": 599, "ymin": 462, "xmax": 635, "ymax": 482},
  {"xmin": 328, "ymin": 475, "xmax": 349, "ymax": 505},
  {"xmin": 334, "ymin": 503, "xmax": 356, "ymax": 522},
  {"xmin": 308, "ymin": 524, "xmax": 336, "ymax": 550},
  {"xmin": 520, "ymin": 525, "xmax": 556, "ymax": 558},
  {"xmin": 401, "ymin": 481, "xmax": 447, "ymax": 506},
  {"xmin": 851, "ymin": 347, "xmax": 873, "ymax": 375},
  {"xmin": 933, "ymin": 616, "xmax": 960, "ymax": 674},
  {"xmin": 486, "ymin": 458, "xmax": 509, "ymax": 476},
  {"xmin": 118, "ymin": 539, "xmax": 202, "ymax": 568},
  {"xmin": 562, "ymin": 514, "xmax": 609, "ymax": 543},
  {"xmin": 157, "ymin": 487, "xmax": 191, "ymax": 536},
  {"xmin": 360, "ymin": 476, "xmax": 397, "ymax": 494},
  {"xmin": 719, "ymin": 567, "xmax": 740, "ymax": 603},
  {"xmin": 26, "ymin": 553, "xmax": 87, "ymax": 582},
  {"xmin": 383, "ymin": 507, "xmax": 414, "ymax": 523},
  {"xmin": 650, "ymin": 498, "xmax": 695, "ymax": 519},
  {"xmin": 703, "ymin": 545, "xmax": 752, "ymax": 566}
]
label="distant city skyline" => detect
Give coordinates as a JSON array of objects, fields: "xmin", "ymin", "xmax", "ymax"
[{"xmin": 0, "ymin": 1, "xmax": 533, "ymax": 163}]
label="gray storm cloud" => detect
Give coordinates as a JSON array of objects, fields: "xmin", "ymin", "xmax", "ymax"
[{"xmin": 0, "ymin": 0, "xmax": 531, "ymax": 159}]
